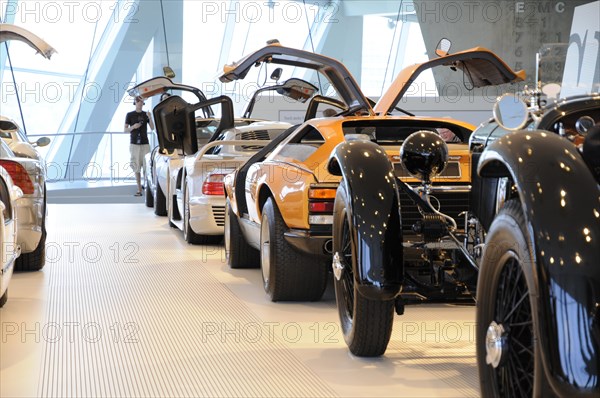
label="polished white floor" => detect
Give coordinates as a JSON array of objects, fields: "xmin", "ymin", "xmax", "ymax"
[{"xmin": 1, "ymin": 204, "xmax": 479, "ymax": 397}]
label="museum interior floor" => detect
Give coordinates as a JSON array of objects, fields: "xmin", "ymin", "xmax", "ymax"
[{"xmin": 1, "ymin": 201, "xmax": 479, "ymax": 397}]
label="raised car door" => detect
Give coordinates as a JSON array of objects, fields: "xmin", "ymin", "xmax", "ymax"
[
  {"xmin": 0, "ymin": 23, "xmax": 56, "ymax": 59},
  {"xmin": 374, "ymin": 46, "xmax": 526, "ymax": 116},
  {"xmin": 219, "ymin": 43, "xmax": 375, "ymax": 118},
  {"xmin": 152, "ymin": 95, "xmax": 235, "ymax": 156}
]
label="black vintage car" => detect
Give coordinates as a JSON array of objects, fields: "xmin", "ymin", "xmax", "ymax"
[
  {"xmin": 326, "ymin": 42, "xmax": 525, "ymax": 356},
  {"xmin": 474, "ymin": 89, "xmax": 600, "ymax": 396},
  {"xmin": 328, "ymin": 47, "xmax": 599, "ymax": 396}
]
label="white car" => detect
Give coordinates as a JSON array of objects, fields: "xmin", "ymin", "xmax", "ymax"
[
  {"xmin": 149, "ymin": 78, "xmax": 317, "ymax": 244},
  {"xmin": 0, "ymin": 140, "xmax": 47, "ymax": 271},
  {"xmin": 144, "ymin": 116, "xmax": 262, "ymax": 215},
  {"xmin": 0, "ymin": 164, "xmax": 22, "ymax": 307},
  {"xmin": 130, "ymin": 76, "xmax": 313, "ymax": 223},
  {"xmin": 0, "ymin": 24, "xmax": 54, "ymax": 272},
  {"xmin": 129, "ymin": 77, "xmax": 217, "ymax": 215},
  {"xmin": 170, "ymin": 120, "xmax": 292, "ymax": 244}
]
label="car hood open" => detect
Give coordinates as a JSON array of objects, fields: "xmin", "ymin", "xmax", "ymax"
[
  {"xmin": 374, "ymin": 47, "xmax": 525, "ymax": 115},
  {"xmin": 0, "ymin": 24, "xmax": 56, "ymax": 59},
  {"xmin": 219, "ymin": 43, "xmax": 374, "ymax": 116}
]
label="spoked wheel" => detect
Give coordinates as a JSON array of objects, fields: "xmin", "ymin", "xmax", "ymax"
[
  {"xmin": 332, "ymin": 185, "xmax": 394, "ymax": 357},
  {"xmin": 477, "ymin": 200, "xmax": 543, "ymax": 397}
]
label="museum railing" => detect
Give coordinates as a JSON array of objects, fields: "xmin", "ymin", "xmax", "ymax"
[{"xmin": 27, "ymin": 131, "xmax": 159, "ymax": 183}]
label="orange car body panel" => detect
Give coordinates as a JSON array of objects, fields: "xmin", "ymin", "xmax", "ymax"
[{"xmin": 239, "ymin": 115, "xmax": 475, "ymax": 231}]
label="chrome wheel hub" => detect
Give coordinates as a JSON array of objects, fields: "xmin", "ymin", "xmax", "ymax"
[
  {"xmin": 332, "ymin": 252, "xmax": 345, "ymax": 281},
  {"xmin": 485, "ymin": 321, "xmax": 507, "ymax": 368}
]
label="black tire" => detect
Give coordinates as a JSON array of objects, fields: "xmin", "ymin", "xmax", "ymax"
[
  {"xmin": 477, "ymin": 200, "xmax": 546, "ymax": 397},
  {"xmin": 154, "ymin": 182, "xmax": 167, "ymax": 216},
  {"xmin": 145, "ymin": 182, "xmax": 154, "ymax": 208},
  {"xmin": 225, "ymin": 198, "xmax": 259, "ymax": 268},
  {"xmin": 332, "ymin": 184, "xmax": 394, "ymax": 357},
  {"xmin": 0, "ymin": 289, "xmax": 7, "ymax": 308},
  {"xmin": 260, "ymin": 197, "xmax": 328, "ymax": 302},
  {"xmin": 182, "ymin": 185, "xmax": 221, "ymax": 245}
]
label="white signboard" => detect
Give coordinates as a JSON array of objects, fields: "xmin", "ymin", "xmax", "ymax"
[
  {"xmin": 561, "ymin": 1, "xmax": 600, "ymax": 96},
  {"xmin": 279, "ymin": 110, "xmax": 306, "ymax": 124}
]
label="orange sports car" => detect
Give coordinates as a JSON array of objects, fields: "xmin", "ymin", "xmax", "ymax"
[{"xmin": 223, "ymin": 43, "xmax": 523, "ymax": 302}]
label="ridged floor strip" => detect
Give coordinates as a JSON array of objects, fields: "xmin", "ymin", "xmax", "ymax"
[
  {"xmin": 0, "ymin": 203, "xmax": 481, "ymax": 397},
  {"xmin": 36, "ymin": 204, "xmax": 337, "ymax": 398}
]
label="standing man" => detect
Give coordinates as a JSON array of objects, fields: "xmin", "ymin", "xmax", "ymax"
[{"xmin": 125, "ymin": 96, "xmax": 155, "ymax": 196}]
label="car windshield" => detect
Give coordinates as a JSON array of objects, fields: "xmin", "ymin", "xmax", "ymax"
[
  {"xmin": 211, "ymin": 128, "xmax": 289, "ymax": 155},
  {"xmin": 342, "ymin": 119, "xmax": 472, "ymax": 143},
  {"xmin": 195, "ymin": 119, "xmax": 218, "ymax": 147},
  {"xmin": 231, "ymin": 63, "xmax": 344, "ymax": 114},
  {"xmin": 0, "ymin": 140, "xmax": 15, "ymax": 157},
  {"xmin": 538, "ymin": 43, "xmax": 568, "ymax": 87}
]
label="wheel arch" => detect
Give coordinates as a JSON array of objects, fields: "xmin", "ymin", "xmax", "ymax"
[
  {"xmin": 328, "ymin": 140, "xmax": 403, "ymax": 300},
  {"xmin": 478, "ymin": 131, "xmax": 600, "ymax": 394},
  {"xmin": 257, "ymin": 184, "xmax": 273, "ymax": 220}
]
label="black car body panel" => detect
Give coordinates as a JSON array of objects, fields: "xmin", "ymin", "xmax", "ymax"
[
  {"xmin": 152, "ymin": 95, "xmax": 234, "ymax": 156},
  {"xmin": 328, "ymin": 140, "xmax": 403, "ymax": 300},
  {"xmin": 479, "ymin": 130, "xmax": 600, "ymax": 394}
]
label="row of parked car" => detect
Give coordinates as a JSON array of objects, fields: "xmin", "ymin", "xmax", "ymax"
[
  {"xmin": 0, "ymin": 25, "xmax": 54, "ymax": 308},
  {"xmin": 140, "ymin": 39, "xmax": 599, "ymax": 397}
]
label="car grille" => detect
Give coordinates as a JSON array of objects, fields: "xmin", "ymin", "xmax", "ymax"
[
  {"xmin": 239, "ymin": 130, "xmax": 270, "ymax": 150},
  {"xmin": 240, "ymin": 130, "xmax": 270, "ymax": 140},
  {"xmin": 398, "ymin": 190, "xmax": 470, "ymax": 233},
  {"xmin": 212, "ymin": 205, "xmax": 225, "ymax": 227},
  {"xmin": 394, "ymin": 161, "xmax": 461, "ymax": 179}
]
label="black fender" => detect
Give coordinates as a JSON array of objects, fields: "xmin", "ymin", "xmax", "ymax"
[
  {"xmin": 479, "ymin": 131, "xmax": 600, "ymax": 394},
  {"xmin": 328, "ymin": 140, "xmax": 403, "ymax": 301}
]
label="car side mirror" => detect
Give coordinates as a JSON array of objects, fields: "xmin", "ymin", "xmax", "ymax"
[
  {"xmin": 270, "ymin": 67, "xmax": 282, "ymax": 82},
  {"xmin": 163, "ymin": 66, "xmax": 175, "ymax": 79},
  {"xmin": 34, "ymin": 137, "xmax": 50, "ymax": 147},
  {"xmin": 276, "ymin": 78, "xmax": 318, "ymax": 103},
  {"xmin": 493, "ymin": 94, "xmax": 529, "ymax": 130}
]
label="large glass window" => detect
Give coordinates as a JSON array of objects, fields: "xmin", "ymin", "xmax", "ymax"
[
  {"xmin": 1, "ymin": 0, "xmax": 115, "ymax": 135},
  {"xmin": 361, "ymin": 15, "xmax": 432, "ymax": 98},
  {"xmin": 182, "ymin": 0, "xmax": 319, "ymax": 116},
  {"xmin": 1, "ymin": 0, "xmax": 434, "ymax": 182}
]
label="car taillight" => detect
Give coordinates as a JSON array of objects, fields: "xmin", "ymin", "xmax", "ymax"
[
  {"xmin": 309, "ymin": 202, "xmax": 334, "ymax": 213},
  {"xmin": 308, "ymin": 187, "xmax": 336, "ymax": 224},
  {"xmin": 202, "ymin": 174, "xmax": 226, "ymax": 196},
  {"xmin": 0, "ymin": 160, "xmax": 34, "ymax": 194}
]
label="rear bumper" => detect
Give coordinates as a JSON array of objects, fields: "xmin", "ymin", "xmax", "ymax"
[
  {"xmin": 15, "ymin": 195, "xmax": 44, "ymax": 252},
  {"xmin": 284, "ymin": 229, "xmax": 332, "ymax": 257},
  {"xmin": 188, "ymin": 196, "xmax": 225, "ymax": 235}
]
